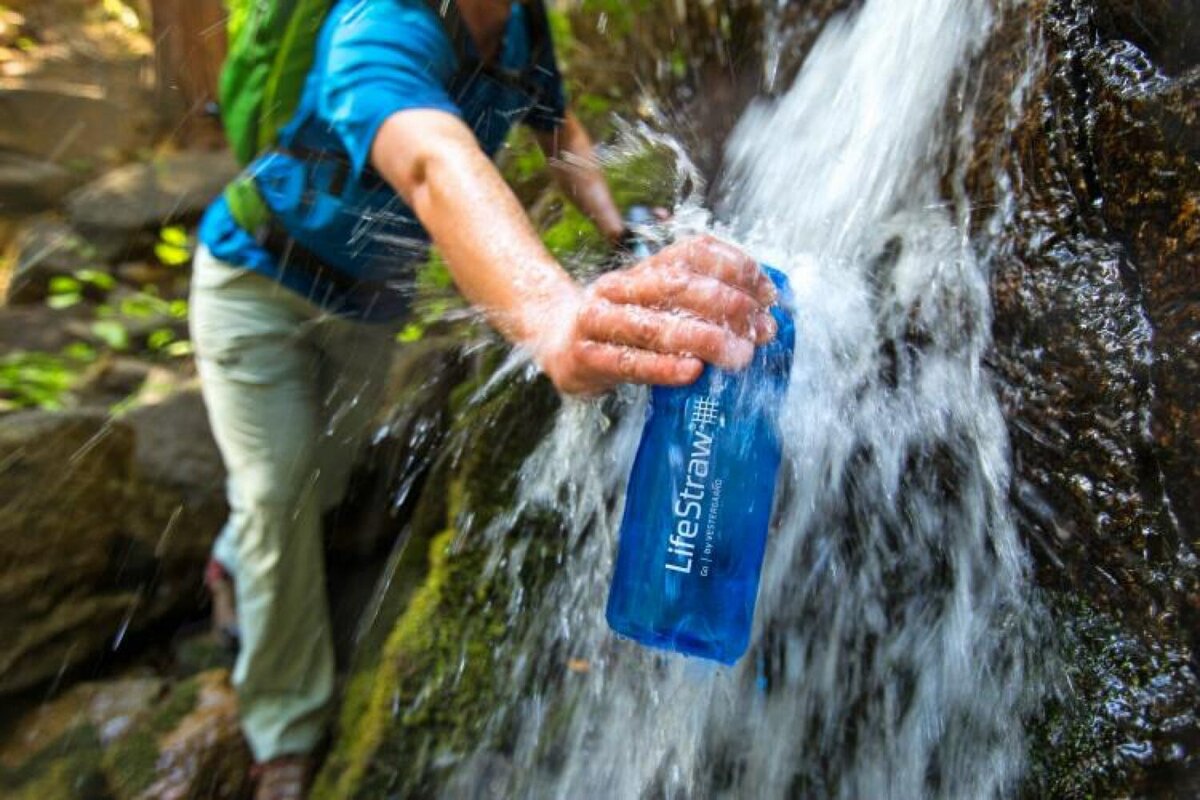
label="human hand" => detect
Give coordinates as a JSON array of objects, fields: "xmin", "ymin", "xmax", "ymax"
[{"xmin": 529, "ymin": 236, "xmax": 779, "ymax": 395}]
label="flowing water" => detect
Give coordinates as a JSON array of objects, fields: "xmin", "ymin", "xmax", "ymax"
[{"xmin": 451, "ymin": 0, "xmax": 1048, "ymax": 796}]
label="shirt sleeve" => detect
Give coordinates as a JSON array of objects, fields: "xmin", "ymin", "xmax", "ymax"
[
  {"xmin": 319, "ymin": 0, "xmax": 463, "ymax": 179},
  {"xmin": 521, "ymin": 12, "xmax": 568, "ymax": 132}
]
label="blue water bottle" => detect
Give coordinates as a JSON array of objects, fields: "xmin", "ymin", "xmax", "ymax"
[{"xmin": 606, "ymin": 265, "xmax": 795, "ymax": 665}]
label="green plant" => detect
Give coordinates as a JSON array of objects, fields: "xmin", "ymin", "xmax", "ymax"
[
  {"xmin": 45, "ymin": 269, "xmax": 117, "ymax": 309},
  {"xmin": 154, "ymin": 225, "xmax": 192, "ymax": 267},
  {"xmin": 0, "ymin": 345, "xmax": 97, "ymax": 411}
]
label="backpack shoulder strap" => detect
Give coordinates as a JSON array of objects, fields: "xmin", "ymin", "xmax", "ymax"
[{"xmin": 523, "ymin": 0, "xmax": 551, "ymax": 67}]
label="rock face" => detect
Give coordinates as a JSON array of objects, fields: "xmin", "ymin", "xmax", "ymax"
[
  {"xmin": 0, "ymin": 389, "xmax": 226, "ymax": 696},
  {"xmin": 0, "ymin": 78, "xmax": 151, "ymax": 165},
  {"xmin": 315, "ymin": 358, "xmax": 562, "ymax": 799},
  {"xmin": 66, "ymin": 150, "xmax": 239, "ymax": 236},
  {"xmin": 965, "ymin": 0, "xmax": 1200, "ymax": 793}
]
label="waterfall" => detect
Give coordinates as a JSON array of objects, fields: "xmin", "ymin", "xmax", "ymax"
[{"xmin": 460, "ymin": 0, "xmax": 1046, "ymax": 796}]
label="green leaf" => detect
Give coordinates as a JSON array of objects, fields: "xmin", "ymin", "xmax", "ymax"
[
  {"xmin": 47, "ymin": 292, "xmax": 82, "ymax": 309},
  {"xmin": 160, "ymin": 225, "xmax": 189, "ymax": 247},
  {"xmin": 63, "ymin": 342, "xmax": 98, "ymax": 363},
  {"xmin": 75, "ymin": 268, "xmax": 116, "ymax": 291},
  {"xmin": 147, "ymin": 328, "xmax": 176, "ymax": 350},
  {"xmin": 91, "ymin": 319, "xmax": 130, "ymax": 351},
  {"xmin": 396, "ymin": 323, "xmax": 425, "ymax": 344},
  {"xmin": 0, "ymin": 351, "xmax": 78, "ymax": 410},
  {"xmin": 168, "ymin": 299, "xmax": 189, "ymax": 319},
  {"xmin": 164, "ymin": 340, "xmax": 194, "ymax": 358},
  {"xmin": 155, "ymin": 241, "xmax": 192, "ymax": 267},
  {"xmin": 48, "ymin": 275, "xmax": 82, "ymax": 295}
]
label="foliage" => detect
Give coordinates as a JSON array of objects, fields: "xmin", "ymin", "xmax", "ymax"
[
  {"xmin": 45, "ymin": 269, "xmax": 116, "ymax": 309},
  {"xmin": 0, "ymin": 345, "xmax": 96, "ymax": 411},
  {"xmin": 153, "ymin": 225, "xmax": 192, "ymax": 267}
]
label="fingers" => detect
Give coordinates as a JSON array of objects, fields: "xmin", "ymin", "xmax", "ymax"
[
  {"xmin": 577, "ymin": 299, "xmax": 755, "ymax": 371},
  {"xmin": 572, "ymin": 342, "xmax": 704, "ymax": 389},
  {"xmin": 592, "ymin": 266, "xmax": 777, "ymax": 343},
  {"xmin": 656, "ymin": 236, "xmax": 777, "ymax": 307},
  {"xmin": 547, "ymin": 234, "xmax": 777, "ymax": 395}
]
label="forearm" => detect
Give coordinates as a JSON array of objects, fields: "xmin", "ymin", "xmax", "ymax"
[
  {"xmin": 370, "ymin": 108, "xmax": 775, "ymax": 396},
  {"xmin": 371, "ymin": 110, "xmax": 578, "ymax": 350},
  {"xmin": 538, "ymin": 113, "xmax": 625, "ymax": 243}
]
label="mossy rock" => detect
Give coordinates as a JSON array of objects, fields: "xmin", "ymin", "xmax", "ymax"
[
  {"xmin": 315, "ymin": 368, "xmax": 564, "ymax": 799},
  {"xmin": 0, "ymin": 726, "xmax": 108, "ymax": 800},
  {"xmin": 100, "ymin": 675, "xmax": 202, "ymax": 798}
]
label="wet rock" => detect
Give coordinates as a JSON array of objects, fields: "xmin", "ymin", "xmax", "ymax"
[
  {"xmin": 66, "ymin": 150, "xmax": 238, "ymax": 236},
  {"xmin": 0, "ymin": 152, "xmax": 77, "ymax": 215},
  {"xmin": 966, "ymin": 0, "xmax": 1200, "ymax": 793},
  {"xmin": 0, "ymin": 78, "xmax": 150, "ymax": 164},
  {"xmin": 1088, "ymin": 52, "xmax": 1200, "ymax": 545},
  {"xmin": 328, "ymin": 336, "xmax": 470, "ymax": 560},
  {"xmin": 315, "ymin": 360, "xmax": 563, "ymax": 799},
  {"xmin": 1093, "ymin": 0, "xmax": 1200, "ymax": 75}
]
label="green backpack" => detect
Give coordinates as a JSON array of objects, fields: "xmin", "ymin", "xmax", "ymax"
[{"xmin": 220, "ymin": 0, "xmax": 330, "ymax": 168}]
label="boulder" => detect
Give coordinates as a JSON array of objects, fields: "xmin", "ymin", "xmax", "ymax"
[
  {"xmin": 0, "ymin": 152, "xmax": 77, "ymax": 215},
  {"xmin": 119, "ymin": 385, "xmax": 227, "ymax": 640},
  {"xmin": 0, "ymin": 410, "xmax": 136, "ymax": 695},
  {"xmin": 0, "ymin": 78, "xmax": 150, "ymax": 165},
  {"xmin": 1089, "ymin": 59, "xmax": 1200, "ymax": 545},
  {"xmin": 315, "ymin": 359, "xmax": 564, "ymax": 799},
  {"xmin": 66, "ymin": 151, "xmax": 238, "ymax": 235},
  {"xmin": 0, "ymin": 388, "xmax": 227, "ymax": 696},
  {"xmin": 0, "ymin": 676, "xmax": 166, "ymax": 770}
]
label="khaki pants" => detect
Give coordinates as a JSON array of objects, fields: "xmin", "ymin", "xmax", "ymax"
[{"xmin": 189, "ymin": 246, "xmax": 395, "ymax": 761}]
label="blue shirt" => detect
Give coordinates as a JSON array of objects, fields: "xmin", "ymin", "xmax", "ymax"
[{"xmin": 198, "ymin": 0, "xmax": 566, "ymax": 321}]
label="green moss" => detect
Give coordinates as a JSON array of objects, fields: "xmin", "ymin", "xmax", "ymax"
[
  {"xmin": 101, "ymin": 676, "xmax": 201, "ymax": 799},
  {"xmin": 0, "ymin": 726, "xmax": 107, "ymax": 800},
  {"xmin": 315, "ymin": 375, "xmax": 563, "ymax": 798}
]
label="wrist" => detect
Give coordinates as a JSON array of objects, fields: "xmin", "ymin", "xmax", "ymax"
[{"xmin": 515, "ymin": 280, "xmax": 584, "ymax": 366}]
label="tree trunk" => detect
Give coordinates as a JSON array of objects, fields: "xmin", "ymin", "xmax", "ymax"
[{"xmin": 150, "ymin": 0, "xmax": 227, "ymax": 147}]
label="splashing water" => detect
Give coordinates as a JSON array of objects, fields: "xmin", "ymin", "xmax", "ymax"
[{"xmin": 454, "ymin": 0, "xmax": 1046, "ymax": 797}]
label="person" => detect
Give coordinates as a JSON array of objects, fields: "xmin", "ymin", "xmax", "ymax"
[{"xmin": 190, "ymin": 0, "xmax": 778, "ymax": 796}]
